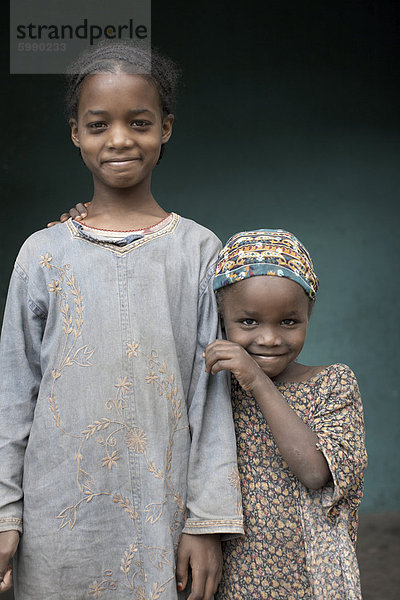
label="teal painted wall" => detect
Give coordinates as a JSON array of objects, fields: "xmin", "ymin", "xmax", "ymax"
[{"xmin": 1, "ymin": 1, "xmax": 399, "ymax": 512}]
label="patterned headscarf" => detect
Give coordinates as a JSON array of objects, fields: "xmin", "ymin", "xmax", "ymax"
[{"xmin": 213, "ymin": 229, "xmax": 319, "ymax": 299}]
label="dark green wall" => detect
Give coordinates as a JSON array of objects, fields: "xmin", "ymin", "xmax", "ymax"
[{"xmin": 1, "ymin": 1, "xmax": 399, "ymax": 512}]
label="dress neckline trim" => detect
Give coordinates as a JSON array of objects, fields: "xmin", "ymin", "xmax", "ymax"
[
  {"xmin": 76, "ymin": 213, "xmax": 172, "ymax": 234},
  {"xmin": 66, "ymin": 212, "xmax": 180, "ymax": 255}
]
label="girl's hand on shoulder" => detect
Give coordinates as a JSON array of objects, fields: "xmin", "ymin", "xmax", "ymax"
[
  {"xmin": 204, "ymin": 339, "xmax": 266, "ymax": 393},
  {"xmin": 47, "ymin": 202, "xmax": 90, "ymax": 228}
]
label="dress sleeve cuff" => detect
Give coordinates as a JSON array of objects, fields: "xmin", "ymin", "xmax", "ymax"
[
  {"xmin": 0, "ymin": 517, "xmax": 23, "ymax": 534},
  {"xmin": 182, "ymin": 517, "xmax": 244, "ymax": 536}
]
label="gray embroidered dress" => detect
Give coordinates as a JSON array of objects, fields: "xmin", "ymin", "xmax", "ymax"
[{"xmin": 0, "ymin": 213, "xmax": 243, "ymax": 600}]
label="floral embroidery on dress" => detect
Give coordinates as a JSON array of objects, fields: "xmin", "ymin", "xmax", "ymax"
[
  {"xmin": 42, "ymin": 255, "xmax": 188, "ymax": 599},
  {"xmin": 228, "ymin": 466, "xmax": 242, "ymax": 516},
  {"xmin": 39, "ymin": 252, "xmax": 53, "ymax": 269}
]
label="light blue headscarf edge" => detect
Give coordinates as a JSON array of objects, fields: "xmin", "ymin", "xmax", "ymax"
[{"xmin": 213, "ymin": 263, "xmax": 316, "ymax": 299}]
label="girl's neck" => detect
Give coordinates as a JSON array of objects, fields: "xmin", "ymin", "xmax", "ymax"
[
  {"xmin": 82, "ymin": 187, "xmax": 168, "ymax": 231},
  {"xmin": 272, "ymin": 361, "xmax": 325, "ymax": 384}
]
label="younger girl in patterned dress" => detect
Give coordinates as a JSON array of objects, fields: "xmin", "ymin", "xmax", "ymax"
[{"xmin": 204, "ymin": 229, "xmax": 367, "ymax": 600}]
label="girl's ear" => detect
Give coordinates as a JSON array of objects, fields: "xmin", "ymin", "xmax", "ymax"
[
  {"xmin": 161, "ymin": 114, "xmax": 174, "ymax": 144},
  {"xmin": 69, "ymin": 118, "xmax": 80, "ymax": 148}
]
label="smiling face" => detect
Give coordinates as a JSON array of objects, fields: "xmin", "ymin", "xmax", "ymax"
[
  {"xmin": 69, "ymin": 72, "xmax": 173, "ymax": 195},
  {"xmin": 220, "ymin": 276, "xmax": 312, "ymax": 380}
]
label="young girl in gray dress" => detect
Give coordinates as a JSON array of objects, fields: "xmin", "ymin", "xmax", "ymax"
[{"xmin": 0, "ymin": 42, "xmax": 243, "ymax": 600}]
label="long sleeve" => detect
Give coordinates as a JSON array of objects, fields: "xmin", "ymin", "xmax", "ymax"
[
  {"xmin": 0, "ymin": 261, "xmax": 46, "ymax": 533},
  {"xmin": 182, "ymin": 264, "xmax": 244, "ymax": 536}
]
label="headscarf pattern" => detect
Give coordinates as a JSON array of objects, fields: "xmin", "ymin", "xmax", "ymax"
[{"xmin": 213, "ymin": 229, "xmax": 319, "ymax": 299}]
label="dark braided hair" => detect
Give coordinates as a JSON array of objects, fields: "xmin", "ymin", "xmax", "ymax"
[{"xmin": 65, "ymin": 41, "xmax": 180, "ymax": 162}]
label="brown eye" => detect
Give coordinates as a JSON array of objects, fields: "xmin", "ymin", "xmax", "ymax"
[
  {"xmin": 131, "ymin": 120, "xmax": 150, "ymax": 128},
  {"xmin": 242, "ymin": 319, "xmax": 257, "ymax": 326},
  {"xmin": 281, "ymin": 319, "xmax": 296, "ymax": 326},
  {"xmin": 88, "ymin": 122, "xmax": 106, "ymax": 130}
]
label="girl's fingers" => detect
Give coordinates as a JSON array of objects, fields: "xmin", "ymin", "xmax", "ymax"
[
  {"xmin": 203, "ymin": 574, "xmax": 220, "ymax": 600},
  {"xmin": 204, "ymin": 342, "xmax": 239, "ymax": 372},
  {"xmin": 204, "ymin": 339, "xmax": 232, "ymax": 353},
  {"xmin": 175, "ymin": 539, "xmax": 189, "ymax": 594},
  {"xmin": 208, "ymin": 359, "xmax": 233, "ymax": 375},
  {"xmin": 204, "ymin": 350, "xmax": 231, "ymax": 373},
  {"xmin": 75, "ymin": 202, "xmax": 88, "ymax": 217},
  {"xmin": 68, "ymin": 208, "xmax": 81, "ymax": 220},
  {"xmin": 0, "ymin": 566, "xmax": 13, "ymax": 592},
  {"xmin": 52, "ymin": 202, "xmax": 89, "ymax": 227}
]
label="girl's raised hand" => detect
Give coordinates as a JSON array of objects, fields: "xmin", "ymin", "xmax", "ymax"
[
  {"xmin": 204, "ymin": 340, "xmax": 266, "ymax": 393},
  {"xmin": 47, "ymin": 202, "xmax": 89, "ymax": 227}
]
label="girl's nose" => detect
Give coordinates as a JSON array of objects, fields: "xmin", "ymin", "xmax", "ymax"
[
  {"xmin": 106, "ymin": 124, "xmax": 134, "ymax": 149},
  {"xmin": 255, "ymin": 326, "xmax": 281, "ymax": 347}
]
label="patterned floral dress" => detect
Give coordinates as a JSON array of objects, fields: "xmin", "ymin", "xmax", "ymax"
[{"xmin": 216, "ymin": 364, "xmax": 367, "ymax": 600}]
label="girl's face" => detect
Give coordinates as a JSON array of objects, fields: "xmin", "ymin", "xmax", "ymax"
[
  {"xmin": 69, "ymin": 72, "xmax": 173, "ymax": 194},
  {"xmin": 221, "ymin": 276, "xmax": 311, "ymax": 380}
]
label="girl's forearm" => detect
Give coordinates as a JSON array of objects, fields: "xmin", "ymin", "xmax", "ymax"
[{"xmin": 251, "ymin": 376, "xmax": 331, "ymax": 490}]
